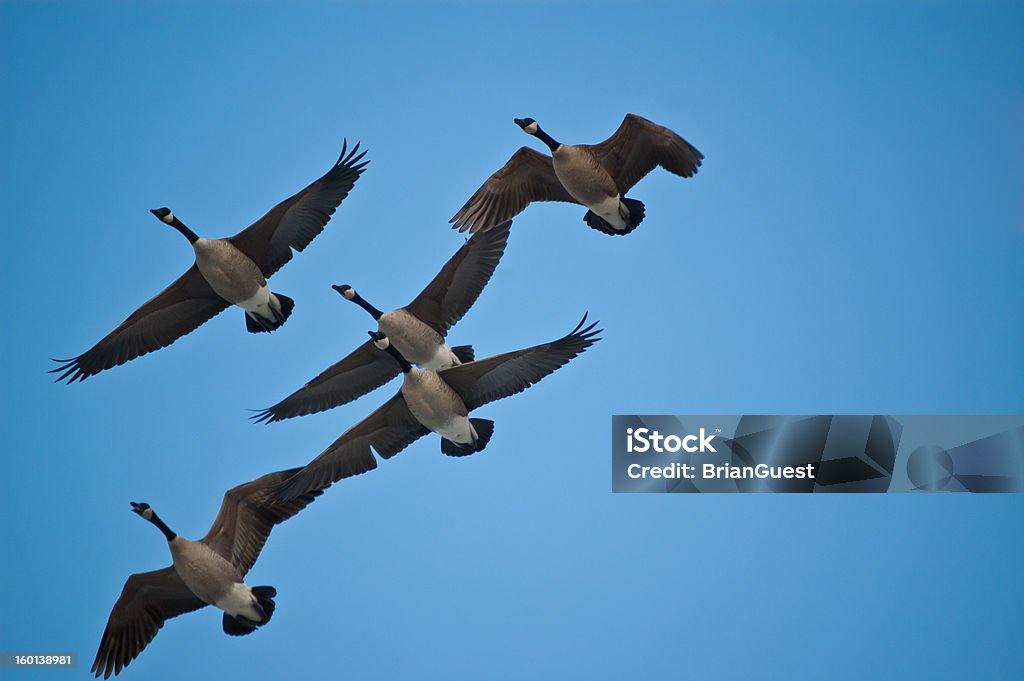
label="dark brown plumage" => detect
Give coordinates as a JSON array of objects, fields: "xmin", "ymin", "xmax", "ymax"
[
  {"xmin": 91, "ymin": 468, "xmax": 322, "ymax": 679},
  {"xmin": 53, "ymin": 141, "xmax": 368, "ymax": 383},
  {"xmin": 252, "ymin": 220, "xmax": 511, "ymax": 423},
  {"xmin": 276, "ymin": 315, "xmax": 601, "ymax": 500},
  {"xmin": 451, "ymin": 114, "xmax": 702, "ymax": 234}
]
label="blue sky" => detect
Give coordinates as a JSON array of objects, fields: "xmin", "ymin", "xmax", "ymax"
[{"xmin": 2, "ymin": 1, "xmax": 1022, "ymax": 679}]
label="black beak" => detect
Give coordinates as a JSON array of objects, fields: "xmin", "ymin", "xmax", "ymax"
[{"xmin": 514, "ymin": 118, "xmax": 526, "ymax": 127}]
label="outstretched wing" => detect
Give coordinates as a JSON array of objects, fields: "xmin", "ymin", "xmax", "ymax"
[
  {"xmin": 277, "ymin": 393, "xmax": 430, "ymax": 500},
  {"xmin": 589, "ymin": 114, "xmax": 703, "ymax": 193},
  {"xmin": 441, "ymin": 314, "xmax": 601, "ymax": 411},
  {"xmin": 252, "ymin": 339, "xmax": 400, "ymax": 423},
  {"xmin": 229, "ymin": 140, "xmax": 368, "ymax": 277},
  {"xmin": 405, "ymin": 220, "xmax": 512, "ymax": 334},
  {"xmin": 92, "ymin": 566, "xmax": 206, "ymax": 679},
  {"xmin": 52, "ymin": 265, "xmax": 229, "ymax": 383},
  {"xmin": 450, "ymin": 147, "xmax": 579, "ymax": 233},
  {"xmin": 201, "ymin": 467, "xmax": 325, "ymax": 574}
]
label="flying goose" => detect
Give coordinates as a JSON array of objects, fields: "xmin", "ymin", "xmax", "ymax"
[
  {"xmin": 53, "ymin": 141, "xmax": 368, "ymax": 383},
  {"xmin": 276, "ymin": 315, "xmax": 602, "ymax": 500},
  {"xmin": 91, "ymin": 467, "xmax": 323, "ymax": 678},
  {"xmin": 450, "ymin": 114, "xmax": 702, "ymax": 236},
  {"xmin": 252, "ymin": 220, "xmax": 512, "ymax": 423}
]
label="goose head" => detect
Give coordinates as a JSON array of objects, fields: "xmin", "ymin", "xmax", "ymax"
[
  {"xmin": 150, "ymin": 207, "xmax": 199, "ymax": 244},
  {"xmin": 332, "ymin": 284, "xmax": 357, "ymax": 301},
  {"xmin": 368, "ymin": 330, "xmax": 389, "ymax": 350},
  {"xmin": 368, "ymin": 330, "xmax": 412, "ymax": 372},
  {"xmin": 334, "ymin": 284, "xmax": 382, "ymax": 320},
  {"xmin": 130, "ymin": 501, "xmax": 155, "ymax": 520},
  {"xmin": 150, "ymin": 207, "xmax": 175, "ymax": 224},
  {"xmin": 131, "ymin": 500, "xmax": 176, "ymax": 540},
  {"xmin": 515, "ymin": 117, "xmax": 560, "ymax": 151},
  {"xmin": 514, "ymin": 117, "xmax": 540, "ymax": 135}
]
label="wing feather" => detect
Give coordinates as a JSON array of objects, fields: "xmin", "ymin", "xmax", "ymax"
[
  {"xmin": 277, "ymin": 393, "xmax": 429, "ymax": 500},
  {"xmin": 404, "ymin": 220, "xmax": 511, "ymax": 334},
  {"xmin": 252, "ymin": 339, "xmax": 400, "ymax": 423},
  {"xmin": 229, "ymin": 141, "xmax": 368, "ymax": 277},
  {"xmin": 589, "ymin": 114, "xmax": 703, "ymax": 193},
  {"xmin": 450, "ymin": 147, "xmax": 579, "ymax": 233},
  {"xmin": 52, "ymin": 266, "xmax": 229, "ymax": 383},
  {"xmin": 91, "ymin": 567, "xmax": 206, "ymax": 679},
  {"xmin": 201, "ymin": 468, "xmax": 325, "ymax": 574},
  {"xmin": 441, "ymin": 315, "xmax": 601, "ymax": 411}
]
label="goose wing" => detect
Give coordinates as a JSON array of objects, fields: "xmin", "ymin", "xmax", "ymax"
[
  {"xmin": 405, "ymin": 220, "xmax": 512, "ymax": 334},
  {"xmin": 277, "ymin": 392, "xmax": 429, "ymax": 500},
  {"xmin": 229, "ymin": 141, "xmax": 368, "ymax": 277},
  {"xmin": 92, "ymin": 566, "xmax": 206, "ymax": 679},
  {"xmin": 201, "ymin": 467, "xmax": 325, "ymax": 575},
  {"xmin": 589, "ymin": 114, "xmax": 703, "ymax": 193},
  {"xmin": 450, "ymin": 147, "xmax": 579, "ymax": 233},
  {"xmin": 252, "ymin": 339, "xmax": 400, "ymax": 423},
  {"xmin": 52, "ymin": 265, "xmax": 230, "ymax": 383},
  {"xmin": 440, "ymin": 314, "xmax": 601, "ymax": 411}
]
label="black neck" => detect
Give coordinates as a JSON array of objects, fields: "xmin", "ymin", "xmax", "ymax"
[
  {"xmin": 351, "ymin": 292, "xmax": 383, "ymax": 320},
  {"xmin": 170, "ymin": 217, "xmax": 200, "ymax": 244},
  {"xmin": 383, "ymin": 342, "xmax": 413, "ymax": 373},
  {"xmin": 534, "ymin": 127, "xmax": 561, "ymax": 152},
  {"xmin": 147, "ymin": 511, "xmax": 177, "ymax": 542}
]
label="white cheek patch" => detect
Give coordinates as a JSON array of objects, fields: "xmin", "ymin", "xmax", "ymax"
[
  {"xmin": 343, "ymin": 289, "xmax": 356, "ymax": 300},
  {"xmin": 524, "ymin": 122, "xmax": 539, "ymax": 134},
  {"xmin": 161, "ymin": 211, "xmax": 175, "ymax": 224}
]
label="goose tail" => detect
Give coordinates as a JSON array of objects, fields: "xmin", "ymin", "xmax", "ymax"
[
  {"xmin": 582, "ymin": 198, "xmax": 644, "ymax": 236},
  {"xmin": 244, "ymin": 293, "xmax": 294, "ymax": 333},
  {"xmin": 441, "ymin": 418, "xmax": 495, "ymax": 456},
  {"xmin": 222, "ymin": 585, "xmax": 277, "ymax": 636}
]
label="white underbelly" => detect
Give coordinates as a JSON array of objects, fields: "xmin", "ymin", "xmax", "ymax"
[
  {"xmin": 418, "ymin": 343, "xmax": 460, "ymax": 370},
  {"xmin": 589, "ymin": 194, "xmax": 628, "ymax": 229},
  {"xmin": 236, "ymin": 284, "xmax": 273, "ymax": 314},
  {"xmin": 214, "ymin": 581, "xmax": 262, "ymax": 620},
  {"xmin": 434, "ymin": 415, "xmax": 476, "ymax": 445}
]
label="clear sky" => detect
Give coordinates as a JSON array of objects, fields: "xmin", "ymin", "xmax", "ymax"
[{"xmin": 2, "ymin": 1, "xmax": 1022, "ymax": 679}]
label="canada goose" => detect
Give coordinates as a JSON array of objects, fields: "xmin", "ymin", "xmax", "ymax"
[
  {"xmin": 451, "ymin": 114, "xmax": 702, "ymax": 236},
  {"xmin": 52, "ymin": 141, "xmax": 368, "ymax": 383},
  {"xmin": 252, "ymin": 220, "xmax": 512, "ymax": 423},
  {"xmin": 91, "ymin": 467, "xmax": 322, "ymax": 678},
  {"xmin": 276, "ymin": 315, "xmax": 601, "ymax": 499}
]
